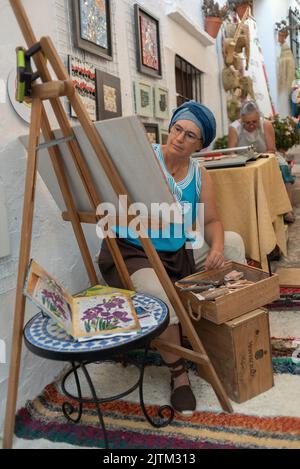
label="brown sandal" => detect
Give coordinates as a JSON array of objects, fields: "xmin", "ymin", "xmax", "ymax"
[{"xmin": 163, "ymin": 358, "xmax": 196, "ymax": 416}]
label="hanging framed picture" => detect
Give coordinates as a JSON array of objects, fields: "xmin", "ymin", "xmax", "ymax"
[
  {"xmin": 160, "ymin": 128, "xmax": 169, "ymax": 145},
  {"xmin": 73, "ymin": 0, "xmax": 113, "ymax": 60},
  {"xmin": 133, "ymin": 81, "xmax": 154, "ymax": 118},
  {"xmin": 134, "ymin": 4, "xmax": 162, "ymax": 78},
  {"xmin": 154, "ymin": 85, "xmax": 169, "ymax": 119},
  {"xmin": 143, "ymin": 123, "xmax": 160, "ymax": 144},
  {"xmin": 96, "ymin": 70, "xmax": 122, "ymax": 120},
  {"xmin": 68, "ymin": 55, "xmax": 96, "ymax": 121}
]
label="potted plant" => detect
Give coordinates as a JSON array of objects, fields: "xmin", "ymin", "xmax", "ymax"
[
  {"xmin": 228, "ymin": 0, "xmax": 253, "ymax": 20},
  {"xmin": 267, "ymin": 114, "xmax": 300, "ymax": 152},
  {"xmin": 202, "ymin": 0, "xmax": 230, "ymax": 39},
  {"xmin": 213, "ymin": 134, "xmax": 229, "ymax": 149}
]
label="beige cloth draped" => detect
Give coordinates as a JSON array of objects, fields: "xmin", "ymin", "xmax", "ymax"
[{"xmin": 206, "ymin": 155, "xmax": 292, "ymax": 270}]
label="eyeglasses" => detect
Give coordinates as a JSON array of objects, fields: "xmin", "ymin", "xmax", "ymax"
[
  {"xmin": 170, "ymin": 124, "xmax": 202, "ymax": 143},
  {"xmin": 242, "ymin": 120, "xmax": 259, "ymax": 126}
]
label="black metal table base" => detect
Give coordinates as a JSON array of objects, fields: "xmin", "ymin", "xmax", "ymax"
[{"xmin": 61, "ymin": 345, "xmax": 174, "ymax": 449}]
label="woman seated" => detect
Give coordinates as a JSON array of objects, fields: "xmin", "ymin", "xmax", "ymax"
[
  {"xmin": 228, "ymin": 100, "xmax": 296, "ymax": 223},
  {"xmin": 98, "ymin": 100, "xmax": 246, "ymax": 415}
]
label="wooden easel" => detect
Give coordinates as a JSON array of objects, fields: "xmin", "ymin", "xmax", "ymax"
[{"xmin": 3, "ymin": 0, "xmax": 233, "ymax": 449}]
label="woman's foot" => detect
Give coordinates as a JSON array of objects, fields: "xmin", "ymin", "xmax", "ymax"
[
  {"xmin": 166, "ymin": 358, "xmax": 196, "ymax": 416},
  {"xmin": 284, "ymin": 211, "xmax": 296, "ymax": 224}
]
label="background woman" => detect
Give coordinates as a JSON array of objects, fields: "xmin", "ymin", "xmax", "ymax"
[{"xmin": 228, "ymin": 100, "xmax": 296, "ymax": 223}]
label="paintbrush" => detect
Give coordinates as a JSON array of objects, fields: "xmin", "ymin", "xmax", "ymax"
[
  {"xmin": 178, "ymin": 279, "xmax": 223, "ymax": 287},
  {"xmin": 180, "ymin": 285, "xmax": 216, "ymax": 293}
]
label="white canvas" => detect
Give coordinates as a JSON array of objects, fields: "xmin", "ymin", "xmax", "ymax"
[{"xmin": 20, "ymin": 116, "xmax": 180, "ymax": 222}]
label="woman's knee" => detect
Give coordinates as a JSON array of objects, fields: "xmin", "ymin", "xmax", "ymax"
[
  {"xmin": 224, "ymin": 231, "xmax": 246, "ymax": 264},
  {"xmin": 130, "ymin": 268, "xmax": 179, "ymax": 325},
  {"xmin": 131, "ymin": 268, "xmax": 164, "ymax": 296}
]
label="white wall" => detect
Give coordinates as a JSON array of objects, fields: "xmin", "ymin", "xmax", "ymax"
[
  {"xmin": 254, "ymin": 0, "xmax": 297, "ymax": 116},
  {"xmin": 0, "ymin": 0, "xmax": 99, "ymax": 436}
]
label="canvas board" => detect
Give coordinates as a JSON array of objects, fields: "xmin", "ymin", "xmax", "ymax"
[{"xmin": 20, "ymin": 116, "xmax": 179, "ymax": 220}]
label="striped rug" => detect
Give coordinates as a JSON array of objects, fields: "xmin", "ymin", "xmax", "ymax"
[{"xmin": 15, "ymin": 340, "xmax": 300, "ymax": 449}]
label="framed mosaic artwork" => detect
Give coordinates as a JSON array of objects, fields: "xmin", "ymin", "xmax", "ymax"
[
  {"xmin": 73, "ymin": 0, "xmax": 113, "ymax": 60},
  {"xmin": 134, "ymin": 4, "xmax": 162, "ymax": 78},
  {"xmin": 154, "ymin": 85, "xmax": 169, "ymax": 119},
  {"xmin": 133, "ymin": 80, "xmax": 154, "ymax": 118},
  {"xmin": 96, "ymin": 70, "xmax": 122, "ymax": 120},
  {"xmin": 143, "ymin": 123, "xmax": 160, "ymax": 144},
  {"xmin": 68, "ymin": 55, "xmax": 96, "ymax": 121},
  {"xmin": 160, "ymin": 128, "xmax": 169, "ymax": 145}
]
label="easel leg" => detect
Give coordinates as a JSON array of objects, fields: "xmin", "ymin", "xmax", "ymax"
[
  {"xmin": 3, "ymin": 98, "xmax": 42, "ymax": 449},
  {"xmin": 139, "ymin": 236, "xmax": 233, "ymax": 413}
]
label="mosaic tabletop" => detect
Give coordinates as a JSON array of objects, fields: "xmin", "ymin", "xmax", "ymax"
[{"xmin": 24, "ymin": 294, "xmax": 169, "ymax": 357}]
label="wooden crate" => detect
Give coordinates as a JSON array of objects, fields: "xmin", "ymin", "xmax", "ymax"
[
  {"xmin": 175, "ymin": 261, "xmax": 279, "ymax": 325},
  {"xmin": 193, "ymin": 308, "xmax": 274, "ymax": 403}
]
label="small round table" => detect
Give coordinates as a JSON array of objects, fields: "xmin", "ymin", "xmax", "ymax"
[{"xmin": 23, "ymin": 293, "xmax": 173, "ymax": 449}]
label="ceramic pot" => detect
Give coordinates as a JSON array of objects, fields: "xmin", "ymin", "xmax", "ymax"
[
  {"xmin": 236, "ymin": 4, "xmax": 250, "ymax": 21},
  {"xmin": 205, "ymin": 16, "xmax": 223, "ymax": 39}
]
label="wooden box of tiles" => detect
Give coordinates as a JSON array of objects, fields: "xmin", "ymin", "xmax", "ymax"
[
  {"xmin": 175, "ymin": 262, "xmax": 279, "ymax": 325},
  {"xmin": 193, "ymin": 308, "xmax": 274, "ymax": 403}
]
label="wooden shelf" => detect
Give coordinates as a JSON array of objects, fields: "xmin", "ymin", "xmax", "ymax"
[{"xmin": 167, "ymin": 8, "xmax": 215, "ymax": 47}]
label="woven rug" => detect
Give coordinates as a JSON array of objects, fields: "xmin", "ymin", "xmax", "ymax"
[
  {"xmin": 266, "ymin": 287, "xmax": 300, "ymax": 311},
  {"xmin": 15, "ymin": 342, "xmax": 300, "ymax": 450}
]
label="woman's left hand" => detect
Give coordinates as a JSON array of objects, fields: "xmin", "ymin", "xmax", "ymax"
[{"xmin": 204, "ymin": 249, "xmax": 225, "ymax": 271}]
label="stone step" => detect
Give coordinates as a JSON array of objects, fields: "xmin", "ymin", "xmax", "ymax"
[
  {"xmin": 284, "ymin": 223, "xmax": 289, "ymax": 244},
  {"xmin": 293, "ymin": 163, "xmax": 300, "ymax": 175},
  {"xmin": 293, "ymin": 186, "xmax": 300, "ymax": 206},
  {"xmin": 289, "ymin": 145, "xmax": 300, "ymax": 164}
]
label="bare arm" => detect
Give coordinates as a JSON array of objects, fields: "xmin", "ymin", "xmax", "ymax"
[
  {"xmin": 263, "ymin": 120, "xmax": 276, "ymax": 152},
  {"xmin": 228, "ymin": 126, "xmax": 239, "ymax": 148},
  {"xmin": 199, "ymin": 167, "xmax": 225, "ymax": 270}
]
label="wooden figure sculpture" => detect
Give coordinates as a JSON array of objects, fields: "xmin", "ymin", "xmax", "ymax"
[
  {"xmin": 227, "ymin": 94, "xmax": 242, "ymax": 122},
  {"xmin": 278, "ymin": 42, "xmax": 296, "ymax": 92},
  {"xmin": 240, "ymin": 76, "xmax": 255, "ymax": 100},
  {"xmin": 222, "ymin": 65, "xmax": 241, "ymax": 92},
  {"xmin": 223, "ymin": 6, "xmax": 250, "ymax": 67}
]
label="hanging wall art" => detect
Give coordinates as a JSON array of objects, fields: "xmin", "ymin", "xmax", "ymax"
[
  {"xmin": 143, "ymin": 123, "xmax": 160, "ymax": 144},
  {"xmin": 73, "ymin": 0, "xmax": 113, "ymax": 60},
  {"xmin": 133, "ymin": 80, "xmax": 154, "ymax": 117},
  {"xmin": 134, "ymin": 4, "xmax": 162, "ymax": 78},
  {"xmin": 68, "ymin": 56, "xmax": 96, "ymax": 121},
  {"xmin": 154, "ymin": 85, "xmax": 169, "ymax": 119},
  {"xmin": 96, "ymin": 70, "xmax": 122, "ymax": 120},
  {"xmin": 160, "ymin": 128, "xmax": 169, "ymax": 145}
]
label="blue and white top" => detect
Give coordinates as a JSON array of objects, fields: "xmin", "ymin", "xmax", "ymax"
[{"xmin": 115, "ymin": 144, "xmax": 202, "ymax": 252}]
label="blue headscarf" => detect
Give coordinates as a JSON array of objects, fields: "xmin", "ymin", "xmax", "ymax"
[{"xmin": 169, "ymin": 101, "xmax": 216, "ymax": 148}]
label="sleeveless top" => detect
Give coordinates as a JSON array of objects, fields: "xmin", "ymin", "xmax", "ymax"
[
  {"xmin": 230, "ymin": 117, "xmax": 267, "ymax": 152},
  {"xmin": 114, "ymin": 144, "xmax": 202, "ymax": 252}
]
